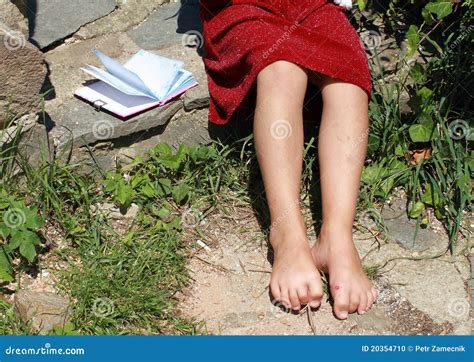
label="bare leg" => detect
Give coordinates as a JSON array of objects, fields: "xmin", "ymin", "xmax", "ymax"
[
  {"xmin": 310, "ymin": 76, "xmax": 378, "ymax": 319},
  {"xmin": 254, "ymin": 61, "xmax": 323, "ymax": 311}
]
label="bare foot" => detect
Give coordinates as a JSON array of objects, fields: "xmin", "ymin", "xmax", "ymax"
[
  {"xmin": 269, "ymin": 222, "xmax": 323, "ymax": 311},
  {"xmin": 311, "ymin": 225, "xmax": 378, "ymax": 319}
]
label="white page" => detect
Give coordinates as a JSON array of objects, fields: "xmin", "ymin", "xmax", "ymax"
[
  {"xmin": 92, "ymin": 48, "xmax": 156, "ymax": 99},
  {"xmin": 168, "ymin": 69, "xmax": 194, "ymax": 94},
  {"xmin": 124, "ymin": 50, "xmax": 184, "ymax": 101},
  {"xmin": 81, "ymin": 66, "xmax": 157, "ymax": 99}
]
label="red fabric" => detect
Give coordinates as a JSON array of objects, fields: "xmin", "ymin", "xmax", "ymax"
[{"xmin": 199, "ymin": 0, "xmax": 372, "ymax": 125}]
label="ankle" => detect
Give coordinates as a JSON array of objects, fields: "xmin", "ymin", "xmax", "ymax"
[
  {"xmin": 269, "ymin": 225, "xmax": 309, "ymax": 252},
  {"xmin": 320, "ymin": 221, "xmax": 353, "ymax": 236}
]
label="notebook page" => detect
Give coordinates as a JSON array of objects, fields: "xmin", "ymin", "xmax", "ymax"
[
  {"xmin": 81, "ymin": 66, "xmax": 156, "ymax": 99},
  {"xmin": 167, "ymin": 69, "xmax": 194, "ymax": 94},
  {"xmin": 124, "ymin": 50, "xmax": 184, "ymax": 101},
  {"xmin": 92, "ymin": 48, "xmax": 156, "ymax": 99}
]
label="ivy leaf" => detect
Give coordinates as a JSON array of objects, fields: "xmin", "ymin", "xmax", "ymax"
[
  {"xmin": 425, "ymin": 1, "xmax": 453, "ymax": 19},
  {"xmin": 409, "ymin": 121, "xmax": 437, "ymax": 143}
]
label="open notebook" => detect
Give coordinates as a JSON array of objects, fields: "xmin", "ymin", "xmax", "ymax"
[{"xmin": 74, "ymin": 48, "xmax": 198, "ymax": 118}]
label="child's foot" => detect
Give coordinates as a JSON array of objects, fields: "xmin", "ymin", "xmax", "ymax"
[
  {"xmin": 311, "ymin": 225, "xmax": 378, "ymax": 319},
  {"xmin": 269, "ymin": 223, "xmax": 324, "ymax": 311}
]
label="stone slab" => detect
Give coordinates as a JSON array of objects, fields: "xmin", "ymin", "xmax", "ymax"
[
  {"xmin": 49, "ymin": 97, "xmax": 183, "ymax": 150},
  {"xmin": 29, "ymin": 0, "xmax": 116, "ymax": 48},
  {"xmin": 127, "ymin": 0, "xmax": 202, "ymax": 50}
]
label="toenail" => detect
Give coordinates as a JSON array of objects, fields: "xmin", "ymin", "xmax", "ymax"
[
  {"xmin": 309, "ymin": 301, "xmax": 320, "ymax": 308},
  {"xmin": 359, "ymin": 310, "xmax": 366, "ymax": 315},
  {"xmin": 339, "ymin": 311, "xmax": 348, "ymax": 319}
]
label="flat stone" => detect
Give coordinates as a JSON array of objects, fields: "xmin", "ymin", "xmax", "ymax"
[
  {"xmin": 128, "ymin": 0, "xmax": 202, "ymax": 50},
  {"xmin": 387, "ymin": 259, "xmax": 470, "ymax": 328},
  {"xmin": 0, "ymin": 38, "xmax": 46, "ymax": 128},
  {"xmin": 49, "ymin": 97, "xmax": 183, "ymax": 151},
  {"xmin": 74, "ymin": 0, "xmax": 168, "ymax": 40},
  {"xmin": 184, "ymin": 85, "xmax": 210, "ymax": 111},
  {"xmin": 14, "ymin": 290, "xmax": 71, "ymax": 334},
  {"xmin": 381, "ymin": 198, "xmax": 446, "ymax": 252},
  {"xmin": 0, "ymin": 0, "xmax": 29, "ymax": 37},
  {"xmin": 28, "ymin": 0, "xmax": 116, "ymax": 49}
]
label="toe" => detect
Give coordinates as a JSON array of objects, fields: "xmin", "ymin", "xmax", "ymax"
[
  {"xmin": 279, "ymin": 287, "xmax": 291, "ymax": 310},
  {"xmin": 270, "ymin": 280, "xmax": 281, "ymax": 302},
  {"xmin": 297, "ymin": 286, "xmax": 310, "ymax": 306},
  {"xmin": 358, "ymin": 292, "xmax": 368, "ymax": 314},
  {"xmin": 349, "ymin": 293, "xmax": 360, "ymax": 314},
  {"xmin": 332, "ymin": 284, "xmax": 350, "ymax": 319},
  {"xmin": 289, "ymin": 289, "xmax": 301, "ymax": 311},
  {"xmin": 366, "ymin": 291, "xmax": 374, "ymax": 310},
  {"xmin": 308, "ymin": 279, "xmax": 323, "ymax": 308},
  {"xmin": 371, "ymin": 287, "xmax": 378, "ymax": 302}
]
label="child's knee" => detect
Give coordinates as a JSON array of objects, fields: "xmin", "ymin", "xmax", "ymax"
[{"xmin": 257, "ymin": 60, "xmax": 308, "ymax": 91}]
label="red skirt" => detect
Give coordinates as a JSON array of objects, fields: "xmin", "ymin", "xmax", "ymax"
[{"xmin": 199, "ymin": 0, "xmax": 372, "ymax": 125}]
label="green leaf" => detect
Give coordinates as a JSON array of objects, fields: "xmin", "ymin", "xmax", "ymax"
[
  {"xmin": 19, "ymin": 241, "xmax": 36, "ymax": 263},
  {"xmin": 409, "ymin": 201, "xmax": 425, "ymax": 219},
  {"xmin": 406, "ymin": 25, "xmax": 419, "ymax": 57},
  {"xmin": 409, "ymin": 63, "xmax": 425, "ymax": 83},
  {"xmin": 156, "ymin": 178, "xmax": 172, "ymax": 197},
  {"xmin": 156, "ymin": 207, "xmax": 171, "ymax": 219},
  {"xmin": 361, "ymin": 165, "xmax": 385, "ymax": 185},
  {"xmin": 358, "ymin": 0, "xmax": 366, "ymax": 11},
  {"xmin": 153, "ymin": 143, "xmax": 173, "ymax": 157},
  {"xmin": 23, "ymin": 206, "xmax": 45, "ymax": 230},
  {"xmin": 425, "ymin": 1, "xmax": 453, "ymax": 19},
  {"xmin": 115, "ymin": 182, "xmax": 134, "ymax": 209},
  {"xmin": 421, "ymin": 184, "xmax": 440, "ymax": 207},
  {"xmin": 409, "ymin": 121, "xmax": 437, "ymax": 143},
  {"xmin": 172, "ymin": 184, "xmax": 190, "ymax": 204},
  {"xmin": 140, "ymin": 183, "xmax": 156, "ymax": 198},
  {"xmin": 0, "ymin": 246, "xmax": 13, "ymax": 282}
]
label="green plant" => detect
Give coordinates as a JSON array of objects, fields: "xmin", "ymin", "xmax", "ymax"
[{"xmin": 0, "ymin": 196, "xmax": 45, "ymax": 281}]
